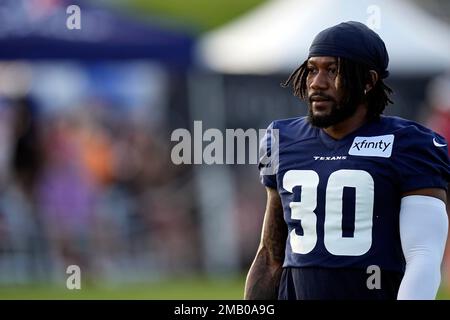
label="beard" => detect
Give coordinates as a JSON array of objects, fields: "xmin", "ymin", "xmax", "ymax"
[{"xmin": 307, "ymin": 94, "xmax": 358, "ymax": 128}]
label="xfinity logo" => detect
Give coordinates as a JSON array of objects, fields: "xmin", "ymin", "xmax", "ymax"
[
  {"xmin": 353, "ymin": 140, "xmax": 391, "ymax": 152},
  {"xmin": 349, "ymin": 134, "xmax": 394, "ymax": 158}
]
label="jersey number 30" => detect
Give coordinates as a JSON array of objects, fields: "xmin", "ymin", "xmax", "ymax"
[{"xmin": 283, "ymin": 169, "xmax": 374, "ymax": 256}]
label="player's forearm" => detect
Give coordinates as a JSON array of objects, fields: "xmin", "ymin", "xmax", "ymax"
[
  {"xmin": 397, "ymin": 195, "xmax": 448, "ymax": 300},
  {"xmin": 398, "ymin": 260, "xmax": 442, "ymax": 299},
  {"xmin": 244, "ymin": 248, "xmax": 283, "ymax": 300}
]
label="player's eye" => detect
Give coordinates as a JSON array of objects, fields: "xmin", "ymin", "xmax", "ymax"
[
  {"xmin": 328, "ymin": 67, "xmax": 337, "ymax": 76},
  {"xmin": 307, "ymin": 66, "xmax": 318, "ymax": 75}
]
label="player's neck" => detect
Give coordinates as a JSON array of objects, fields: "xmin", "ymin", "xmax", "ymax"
[{"xmin": 323, "ymin": 104, "xmax": 368, "ymax": 140}]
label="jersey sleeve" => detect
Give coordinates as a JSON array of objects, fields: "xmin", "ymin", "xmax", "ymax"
[
  {"xmin": 258, "ymin": 121, "xmax": 279, "ymax": 189},
  {"xmin": 394, "ymin": 125, "xmax": 450, "ymax": 193}
]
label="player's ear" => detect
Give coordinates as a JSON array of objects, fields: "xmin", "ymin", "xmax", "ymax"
[{"xmin": 365, "ymin": 70, "xmax": 379, "ymax": 94}]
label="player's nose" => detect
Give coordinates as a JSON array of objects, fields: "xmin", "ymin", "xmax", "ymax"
[{"xmin": 309, "ymin": 70, "xmax": 329, "ymax": 91}]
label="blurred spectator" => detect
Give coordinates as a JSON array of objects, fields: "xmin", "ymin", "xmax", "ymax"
[
  {"xmin": 36, "ymin": 111, "xmax": 96, "ymax": 282},
  {"xmin": 11, "ymin": 97, "xmax": 43, "ymax": 195},
  {"xmin": 0, "ymin": 96, "xmax": 47, "ymax": 283}
]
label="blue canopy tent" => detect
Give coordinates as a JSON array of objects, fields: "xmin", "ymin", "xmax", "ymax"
[{"xmin": 0, "ymin": 0, "xmax": 194, "ymax": 68}]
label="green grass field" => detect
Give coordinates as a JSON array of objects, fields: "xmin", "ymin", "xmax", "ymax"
[
  {"xmin": 0, "ymin": 275, "xmax": 449, "ymax": 300},
  {"xmin": 113, "ymin": 0, "xmax": 265, "ymax": 33},
  {"xmin": 0, "ymin": 275, "xmax": 246, "ymax": 300}
]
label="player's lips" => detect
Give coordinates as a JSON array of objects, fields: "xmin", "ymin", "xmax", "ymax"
[
  {"xmin": 311, "ymin": 96, "xmax": 328, "ymax": 101},
  {"xmin": 310, "ymin": 96, "xmax": 333, "ymax": 109},
  {"xmin": 313, "ymin": 100, "xmax": 329, "ymax": 106},
  {"xmin": 310, "ymin": 95, "xmax": 332, "ymax": 102},
  {"xmin": 311, "ymin": 97, "xmax": 331, "ymax": 109}
]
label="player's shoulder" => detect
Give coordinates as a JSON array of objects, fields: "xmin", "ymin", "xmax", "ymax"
[
  {"xmin": 269, "ymin": 116, "xmax": 317, "ymax": 142},
  {"xmin": 381, "ymin": 115, "xmax": 432, "ymax": 134},
  {"xmin": 270, "ymin": 116, "xmax": 308, "ymax": 129},
  {"xmin": 380, "ymin": 115, "xmax": 448, "ymax": 151}
]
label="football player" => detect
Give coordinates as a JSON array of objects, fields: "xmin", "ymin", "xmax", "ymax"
[{"xmin": 244, "ymin": 21, "xmax": 450, "ymax": 300}]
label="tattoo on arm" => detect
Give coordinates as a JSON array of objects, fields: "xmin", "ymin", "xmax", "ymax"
[{"xmin": 244, "ymin": 187, "xmax": 287, "ymax": 300}]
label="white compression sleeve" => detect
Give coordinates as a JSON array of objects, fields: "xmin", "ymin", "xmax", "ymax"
[{"xmin": 397, "ymin": 195, "xmax": 448, "ymax": 300}]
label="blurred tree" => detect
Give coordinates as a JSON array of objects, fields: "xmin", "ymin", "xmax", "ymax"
[{"xmin": 99, "ymin": 0, "xmax": 266, "ymax": 33}]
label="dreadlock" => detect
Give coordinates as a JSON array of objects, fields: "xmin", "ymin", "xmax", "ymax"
[{"xmin": 281, "ymin": 58, "xmax": 393, "ymax": 120}]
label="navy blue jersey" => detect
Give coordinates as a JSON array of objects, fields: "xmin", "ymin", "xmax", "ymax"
[
  {"xmin": 279, "ymin": 267, "xmax": 403, "ymax": 300},
  {"xmin": 259, "ymin": 116, "xmax": 450, "ymax": 274}
]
